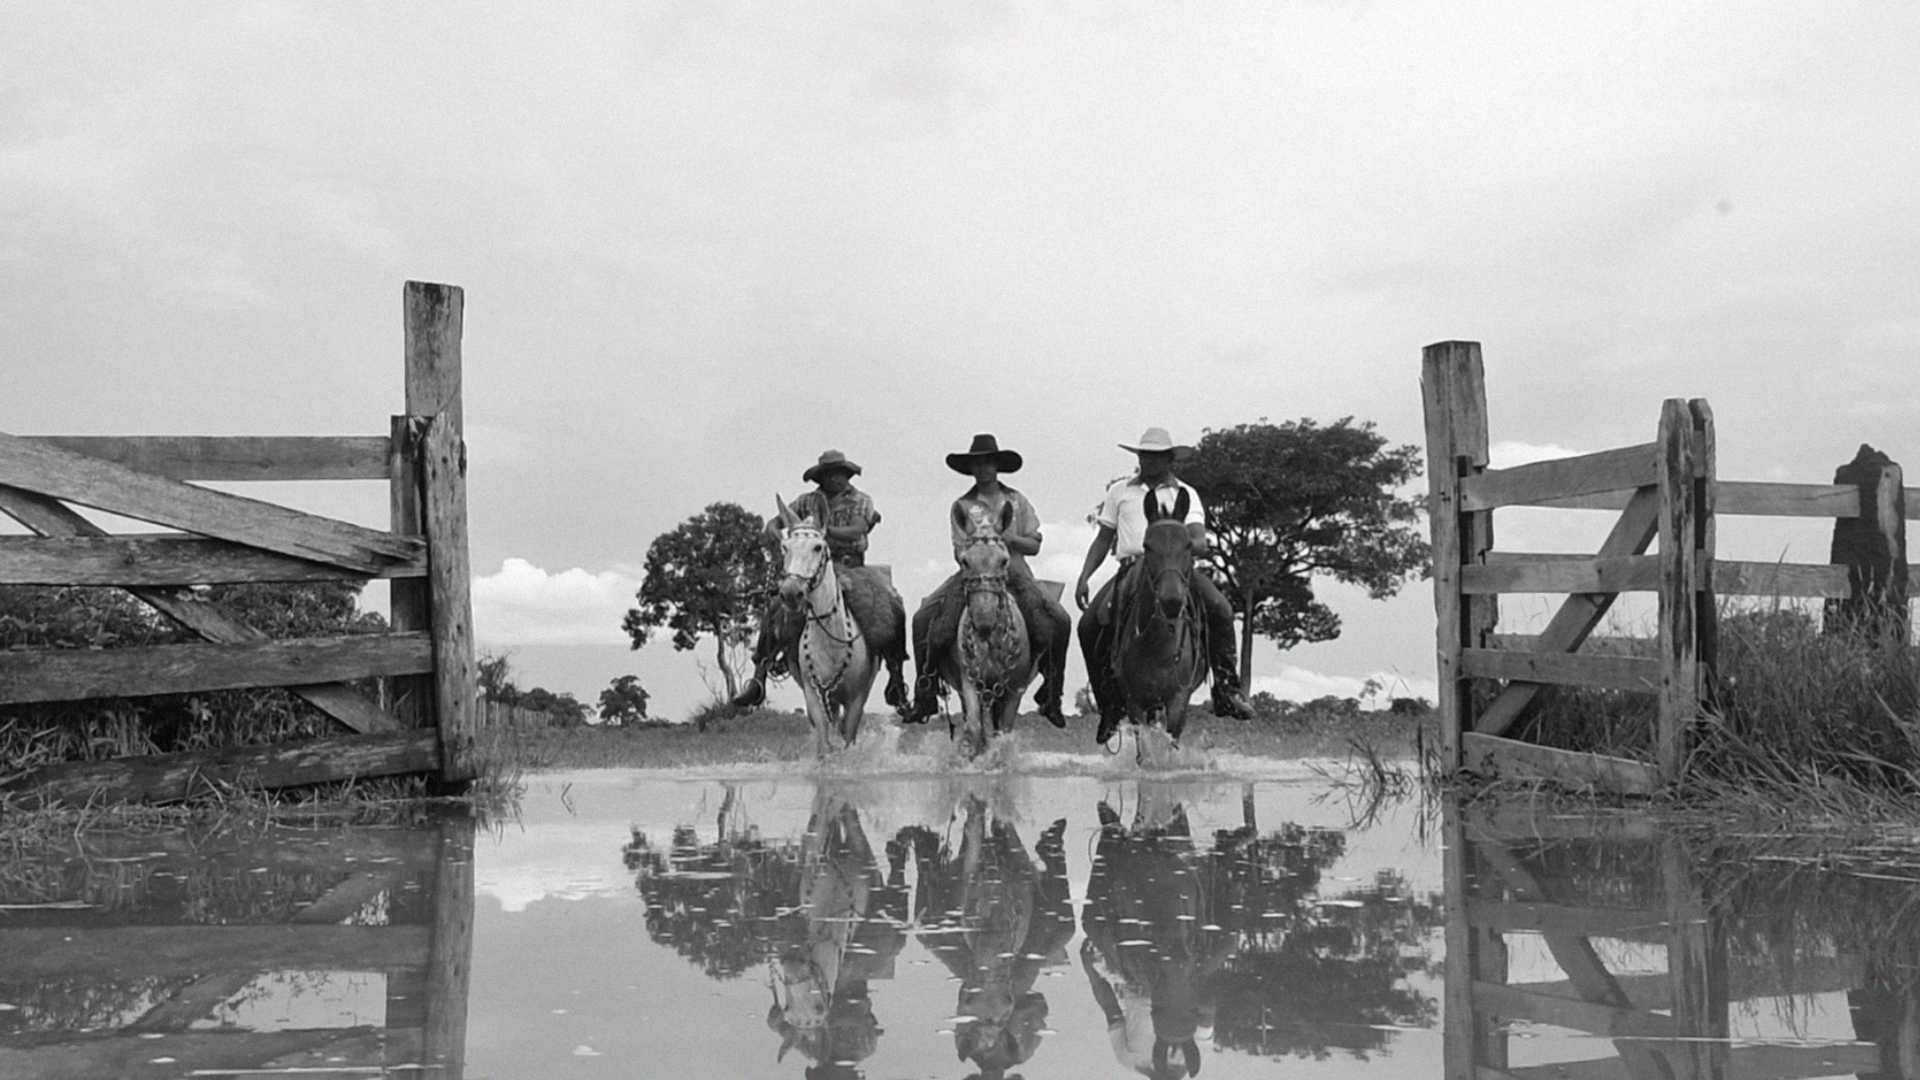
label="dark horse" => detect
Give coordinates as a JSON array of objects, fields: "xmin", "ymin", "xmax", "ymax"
[{"xmin": 1099, "ymin": 519, "xmax": 1208, "ymax": 749}]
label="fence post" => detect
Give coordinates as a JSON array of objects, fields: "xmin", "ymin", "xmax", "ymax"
[
  {"xmin": 1691, "ymin": 401, "xmax": 1719, "ymax": 718},
  {"xmin": 401, "ymin": 282, "xmax": 477, "ymax": 782},
  {"xmin": 1656, "ymin": 400, "xmax": 1701, "ymax": 783},
  {"xmin": 1422, "ymin": 342, "xmax": 1493, "ymax": 772},
  {"xmin": 1825, "ymin": 444, "xmax": 1909, "ymax": 639}
]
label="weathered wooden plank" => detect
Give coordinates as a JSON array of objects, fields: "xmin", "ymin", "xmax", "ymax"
[
  {"xmin": 1657, "ymin": 399, "xmax": 1701, "ymax": 782},
  {"xmin": 0, "ymin": 923, "xmax": 429, "ymax": 979},
  {"xmin": 1424, "ymin": 341, "xmax": 1491, "ymax": 774},
  {"xmin": 0, "ymin": 633, "xmax": 431, "ymax": 705},
  {"xmin": 1463, "ymin": 802, "xmax": 1661, "ymax": 843},
  {"xmin": 0, "ymin": 729, "xmax": 441, "ymax": 807},
  {"xmin": 389, "ymin": 414, "xmax": 432, "ymax": 731},
  {"xmin": 1713, "ymin": 559, "xmax": 1851, "ymax": 598},
  {"xmin": 27, "ymin": 823, "xmax": 441, "ymax": 874},
  {"xmin": 0, "ymin": 533, "xmax": 426, "ymax": 585},
  {"xmin": 1471, "ymin": 981, "xmax": 1678, "ymax": 1039},
  {"xmin": 1464, "ymin": 554, "xmax": 1660, "ymax": 595},
  {"xmin": 0, "ymin": 487, "xmax": 402, "ymax": 734},
  {"xmin": 1505, "ymin": 1043, "xmax": 1881, "ymax": 1080},
  {"xmin": 1489, "ymin": 632, "xmax": 1657, "ymax": 658},
  {"xmin": 24, "ymin": 435, "xmax": 391, "ymax": 481},
  {"xmin": 1474, "ymin": 487, "xmax": 1662, "ymax": 737},
  {"xmin": 1460, "ymin": 443, "xmax": 1658, "ymax": 511},
  {"xmin": 1461, "ymin": 648, "xmax": 1659, "ymax": 693},
  {"xmin": 0, "ymin": 1027, "xmax": 408, "ymax": 1080},
  {"xmin": 1464, "ymin": 732, "xmax": 1659, "ymax": 794},
  {"xmin": 422, "ymin": 415, "xmax": 477, "ymax": 782},
  {"xmin": 1466, "ymin": 898, "xmax": 1666, "ymax": 938},
  {"xmin": 0, "ymin": 430, "xmax": 419, "ymax": 574}
]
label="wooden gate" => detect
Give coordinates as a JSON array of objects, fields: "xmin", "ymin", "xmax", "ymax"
[
  {"xmin": 0, "ymin": 281, "xmax": 477, "ymax": 804},
  {"xmin": 1424, "ymin": 340, "xmax": 1916, "ymax": 791}
]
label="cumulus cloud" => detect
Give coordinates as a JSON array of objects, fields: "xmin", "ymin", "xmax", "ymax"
[
  {"xmin": 1250, "ymin": 665, "xmax": 1437, "ymax": 706},
  {"xmin": 1489, "ymin": 440, "xmax": 1582, "ymax": 468},
  {"xmin": 472, "ymin": 558, "xmax": 640, "ymax": 647}
]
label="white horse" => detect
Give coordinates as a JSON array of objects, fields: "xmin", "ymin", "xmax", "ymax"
[
  {"xmin": 776, "ymin": 495, "xmax": 882, "ymax": 757},
  {"xmin": 940, "ymin": 509, "xmax": 1032, "ymax": 759}
]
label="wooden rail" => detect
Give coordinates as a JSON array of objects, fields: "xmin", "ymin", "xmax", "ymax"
[
  {"xmin": 0, "ymin": 281, "xmax": 477, "ymax": 804},
  {"xmin": 1423, "ymin": 340, "xmax": 1910, "ymax": 791}
]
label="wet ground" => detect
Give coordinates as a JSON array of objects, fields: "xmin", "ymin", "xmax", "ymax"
[{"xmin": 4, "ymin": 736, "xmax": 1917, "ymax": 1078}]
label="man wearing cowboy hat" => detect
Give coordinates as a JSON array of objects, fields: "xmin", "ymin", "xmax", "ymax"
[
  {"xmin": 1074, "ymin": 427, "xmax": 1257, "ymax": 733},
  {"xmin": 902, "ymin": 433, "xmax": 1073, "ymax": 727},
  {"xmin": 731, "ymin": 450, "xmax": 909, "ymax": 711}
]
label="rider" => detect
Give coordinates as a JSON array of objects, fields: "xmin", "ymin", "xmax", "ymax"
[
  {"xmin": 730, "ymin": 449, "xmax": 908, "ymax": 710},
  {"xmin": 903, "ymin": 433, "xmax": 1073, "ymax": 728},
  {"xmin": 1074, "ymin": 427, "xmax": 1256, "ymax": 738}
]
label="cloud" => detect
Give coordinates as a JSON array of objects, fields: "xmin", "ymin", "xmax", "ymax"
[
  {"xmin": 1489, "ymin": 440, "xmax": 1582, "ymax": 468},
  {"xmin": 472, "ymin": 558, "xmax": 640, "ymax": 647},
  {"xmin": 1250, "ymin": 665, "xmax": 1437, "ymax": 706}
]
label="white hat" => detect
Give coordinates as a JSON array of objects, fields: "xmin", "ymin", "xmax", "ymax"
[{"xmin": 1118, "ymin": 427, "xmax": 1192, "ymax": 459}]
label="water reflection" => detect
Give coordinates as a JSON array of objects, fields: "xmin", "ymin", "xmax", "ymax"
[
  {"xmin": 1443, "ymin": 800, "xmax": 1920, "ymax": 1079},
  {"xmin": 0, "ymin": 813, "xmax": 474, "ymax": 1079}
]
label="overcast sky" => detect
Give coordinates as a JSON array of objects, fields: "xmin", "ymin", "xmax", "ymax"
[{"xmin": 5, "ymin": 2, "xmax": 1916, "ymax": 719}]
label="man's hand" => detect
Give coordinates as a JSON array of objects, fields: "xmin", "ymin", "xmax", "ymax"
[{"xmin": 1074, "ymin": 577, "xmax": 1092, "ymax": 611}]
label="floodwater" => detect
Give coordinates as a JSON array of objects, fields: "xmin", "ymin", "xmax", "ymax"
[{"xmin": 6, "ymin": 734, "xmax": 1920, "ymax": 1080}]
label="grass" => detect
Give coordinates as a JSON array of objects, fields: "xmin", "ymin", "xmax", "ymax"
[{"xmin": 479, "ymin": 703, "xmax": 1433, "ymax": 772}]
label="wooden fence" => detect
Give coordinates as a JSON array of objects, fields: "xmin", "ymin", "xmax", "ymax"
[
  {"xmin": 1443, "ymin": 799, "xmax": 1903, "ymax": 1080},
  {"xmin": 1424, "ymin": 340, "xmax": 1914, "ymax": 792},
  {"xmin": 0, "ymin": 817, "xmax": 473, "ymax": 1079},
  {"xmin": 0, "ymin": 281, "xmax": 477, "ymax": 805}
]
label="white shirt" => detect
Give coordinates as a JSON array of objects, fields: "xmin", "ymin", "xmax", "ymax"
[{"xmin": 1096, "ymin": 476, "xmax": 1206, "ymax": 559}]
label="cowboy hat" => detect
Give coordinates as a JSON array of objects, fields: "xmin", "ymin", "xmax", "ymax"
[
  {"xmin": 1118, "ymin": 427, "xmax": 1192, "ymax": 460},
  {"xmin": 803, "ymin": 449, "xmax": 863, "ymax": 484},
  {"xmin": 946, "ymin": 433, "xmax": 1023, "ymax": 475}
]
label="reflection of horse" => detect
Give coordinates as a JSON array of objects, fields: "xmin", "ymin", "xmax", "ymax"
[
  {"xmin": 939, "ymin": 509, "xmax": 1033, "ymax": 758},
  {"xmin": 1081, "ymin": 800, "xmax": 1235, "ymax": 1080},
  {"xmin": 766, "ymin": 791, "xmax": 909, "ymax": 1078},
  {"xmin": 899, "ymin": 796, "xmax": 1073, "ymax": 1079},
  {"xmin": 1103, "ymin": 519, "xmax": 1208, "ymax": 746},
  {"xmin": 776, "ymin": 495, "xmax": 885, "ymax": 756}
]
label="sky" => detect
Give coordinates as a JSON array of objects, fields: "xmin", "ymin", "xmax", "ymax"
[{"xmin": 4, "ymin": 2, "xmax": 1917, "ymax": 721}]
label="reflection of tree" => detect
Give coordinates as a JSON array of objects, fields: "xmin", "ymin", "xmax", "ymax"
[
  {"xmin": 899, "ymin": 796, "xmax": 1074, "ymax": 1079},
  {"xmin": 625, "ymin": 818, "xmax": 804, "ymax": 981}
]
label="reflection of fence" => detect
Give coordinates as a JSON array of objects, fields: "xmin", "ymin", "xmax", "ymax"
[
  {"xmin": 1442, "ymin": 799, "xmax": 1904, "ymax": 1079},
  {"xmin": 1424, "ymin": 341, "xmax": 1915, "ymax": 791},
  {"xmin": 1, "ymin": 282, "xmax": 477, "ymax": 804},
  {"xmin": 0, "ymin": 817, "xmax": 474, "ymax": 1078}
]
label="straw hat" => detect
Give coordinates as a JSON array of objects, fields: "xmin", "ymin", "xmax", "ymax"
[{"xmin": 803, "ymin": 449, "xmax": 863, "ymax": 483}]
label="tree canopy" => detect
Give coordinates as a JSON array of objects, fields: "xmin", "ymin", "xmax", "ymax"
[
  {"xmin": 1180, "ymin": 418, "xmax": 1429, "ymax": 684},
  {"xmin": 621, "ymin": 501, "xmax": 774, "ymax": 700}
]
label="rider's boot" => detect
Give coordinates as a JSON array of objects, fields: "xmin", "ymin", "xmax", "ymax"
[
  {"xmin": 729, "ymin": 658, "xmax": 770, "ymax": 709},
  {"xmin": 1210, "ymin": 669, "xmax": 1256, "ymax": 720},
  {"xmin": 883, "ymin": 657, "xmax": 909, "ymax": 711}
]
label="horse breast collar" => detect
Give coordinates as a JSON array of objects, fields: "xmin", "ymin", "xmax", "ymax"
[{"xmin": 1143, "ymin": 485, "xmax": 1190, "ymax": 524}]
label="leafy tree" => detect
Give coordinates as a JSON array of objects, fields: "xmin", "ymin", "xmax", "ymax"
[
  {"xmin": 598, "ymin": 674, "xmax": 650, "ymax": 726},
  {"xmin": 622, "ymin": 502, "xmax": 774, "ymax": 701},
  {"xmin": 1181, "ymin": 418, "xmax": 1430, "ymax": 685}
]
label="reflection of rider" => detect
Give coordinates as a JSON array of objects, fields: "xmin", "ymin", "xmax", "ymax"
[
  {"xmin": 765, "ymin": 796, "xmax": 910, "ymax": 1079},
  {"xmin": 904, "ymin": 433, "xmax": 1072, "ymax": 728},
  {"xmin": 733, "ymin": 449, "xmax": 909, "ymax": 711},
  {"xmin": 898, "ymin": 801, "xmax": 1074, "ymax": 1079},
  {"xmin": 1079, "ymin": 801, "xmax": 1235, "ymax": 1080},
  {"xmin": 1074, "ymin": 427, "xmax": 1255, "ymax": 738}
]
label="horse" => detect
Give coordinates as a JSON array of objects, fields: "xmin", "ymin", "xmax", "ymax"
[
  {"xmin": 1102, "ymin": 518, "xmax": 1208, "ymax": 749},
  {"xmin": 775, "ymin": 495, "xmax": 883, "ymax": 757},
  {"xmin": 937, "ymin": 506, "xmax": 1033, "ymax": 758}
]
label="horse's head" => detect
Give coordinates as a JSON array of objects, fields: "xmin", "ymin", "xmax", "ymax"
[
  {"xmin": 952, "ymin": 502, "xmax": 1012, "ymax": 618},
  {"xmin": 775, "ymin": 493, "xmax": 831, "ymax": 607},
  {"xmin": 1140, "ymin": 519, "xmax": 1195, "ymax": 623}
]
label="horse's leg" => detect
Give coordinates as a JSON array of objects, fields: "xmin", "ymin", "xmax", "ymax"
[
  {"xmin": 839, "ymin": 644, "xmax": 875, "ymax": 747},
  {"xmin": 957, "ymin": 679, "xmax": 984, "ymax": 758}
]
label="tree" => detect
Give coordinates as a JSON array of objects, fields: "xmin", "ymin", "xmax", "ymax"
[
  {"xmin": 622, "ymin": 502, "xmax": 775, "ymax": 702},
  {"xmin": 599, "ymin": 674, "xmax": 650, "ymax": 726},
  {"xmin": 1181, "ymin": 418, "xmax": 1430, "ymax": 686}
]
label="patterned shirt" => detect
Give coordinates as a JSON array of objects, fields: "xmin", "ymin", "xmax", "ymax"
[
  {"xmin": 950, "ymin": 483, "xmax": 1042, "ymax": 573},
  {"xmin": 1095, "ymin": 475, "xmax": 1205, "ymax": 559},
  {"xmin": 789, "ymin": 484, "xmax": 878, "ymax": 561}
]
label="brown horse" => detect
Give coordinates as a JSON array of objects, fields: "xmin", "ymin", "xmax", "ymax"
[
  {"xmin": 775, "ymin": 495, "xmax": 883, "ymax": 757},
  {"xmin": 937, "ymin": 507, "xmax": 1033, "ymax": 758},
  {"xmin": 1104, "ymin": 519, "xmax": 1208, "ymax": 748}
]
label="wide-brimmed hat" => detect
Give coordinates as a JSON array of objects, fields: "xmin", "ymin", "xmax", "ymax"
[
  {"xmin": 946, "ymin": 433, "xmax": 1023, "ymax": 475},
  {"xmin": 803, "ymin": 449, "xmax": 863, "ymax": 484},
  {"xmin": 1119, "ymin": 427, "xmax": 1192, "ymax": 460}
]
